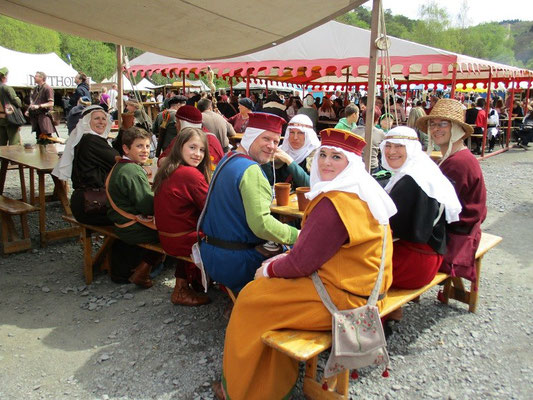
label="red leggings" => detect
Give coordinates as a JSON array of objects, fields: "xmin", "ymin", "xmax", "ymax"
[{"xmin": 391, "ymin": 240, "xmax": 443, "ymax": 290}]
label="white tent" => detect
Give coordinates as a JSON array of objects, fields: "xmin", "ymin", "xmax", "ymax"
[
  {"xmin": 128, "ymin": 21, "xmax": 532, "ymax": 86},
  {"xmin": 0, "ymin": 45, "xmax": 80, "ymax": 88},
  {"xmin": 102, "ymin": 73, "xmax": 156, "ymax": 91},
  {"xmin": 0, "ymin": 0, "xmax": 366, "ymax": 60},
  {"xmin": 232, "ymin": 80, "xmax": 298, "ymax": 93}
]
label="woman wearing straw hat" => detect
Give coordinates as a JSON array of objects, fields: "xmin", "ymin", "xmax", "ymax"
[{"xmin": 416, "ymin": 99, "xmax": 487, "ymax": 282}]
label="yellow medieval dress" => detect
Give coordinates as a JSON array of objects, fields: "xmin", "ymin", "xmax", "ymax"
[{"xmin": 221, "ymin": 190, "xmax": 393, "ymax": 399}]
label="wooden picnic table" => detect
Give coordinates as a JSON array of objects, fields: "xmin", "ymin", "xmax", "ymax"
[
  {"xmin": 270, "ymin": 193, "xmax": 304, "ymax": 219},
  {"xmin": 0, "ymin": 144, "xmax": 79, "ymax": 246},
  {"xmin": 317, "ymin": 119, "xmax": 338, "ymax": 127}
]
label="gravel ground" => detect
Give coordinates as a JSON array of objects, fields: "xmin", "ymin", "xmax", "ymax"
[{"xmin": 0, "ymin": 125, "xmax": 532, "ymax": 400}]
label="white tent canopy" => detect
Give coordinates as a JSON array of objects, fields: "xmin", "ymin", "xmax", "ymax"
[
  {"xmin": 129, "ymin": 21, "xmax": 532, "ymax": 86},
  {"xmin": 0, "ymin": 0, "xmax": 367, "ymax": 60},
  {"xmin": 0, "ymin": 45, "xmax": 80, "ymax": 88},
  {"xmin": 102, "ymin": 73, "xmax": 156, "ymax": 91},
  {"xmin": 232, "ymin": 80, "xmax": 298, "ymax": 93}
]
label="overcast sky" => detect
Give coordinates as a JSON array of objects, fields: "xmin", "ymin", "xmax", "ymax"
[{"xmin": 378, "ymin": 0, "xmax": 532, "ymax": 26}]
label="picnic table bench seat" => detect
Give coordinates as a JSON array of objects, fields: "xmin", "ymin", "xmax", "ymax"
[
  {"xmin": 261, "ymin": 232, "xmax": 502, "ymax": 400},
  {"xmin": 62, "ymin": 215, "xmax": 192, "ymax": 284},
  {"xmin": 0, "ymin": 195, "xmax": 39, "ymax": 254}
]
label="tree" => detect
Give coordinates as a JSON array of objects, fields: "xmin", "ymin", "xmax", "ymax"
[
  {"xmin": 0, "ymin": 15, "xmax": 60, "ymax": 54},
  {"xmin": 59, "ymin": 34, "xmax": 116, "ymax": 82}
]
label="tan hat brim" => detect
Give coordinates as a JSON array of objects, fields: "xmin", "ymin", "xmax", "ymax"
[{"xmin": 415, "ymin": 114, "xmax": 474, "ymax": 138}]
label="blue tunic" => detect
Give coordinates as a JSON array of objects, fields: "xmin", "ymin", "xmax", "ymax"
[{"xmin": 200, "ymin": 154, "xmax": 267, "ymax": 291}]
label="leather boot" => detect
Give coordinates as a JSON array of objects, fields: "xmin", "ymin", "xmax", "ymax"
[
  {"xmin": 171, "ymin": 278, "xmax": 210, "ymax": 306},
  {"xmin": 129, "ymin": 261, "xmax": 153, "ymax": 288},
  {"xmin": 212, "ymin": 381, "xmax": 225, "ymax": 400}
]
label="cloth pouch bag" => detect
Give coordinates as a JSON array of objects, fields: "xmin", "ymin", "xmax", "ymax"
[
  {"xmin": 311, "ymin": 224, "xmax": 390, "ymax": 378},
  {"xmin": 4, "ymin": 102, "xmax": 26, "ymax": 126},
  {"xmin": 83, "ymin": 187, "xmax": 108, "ymax": 215}
]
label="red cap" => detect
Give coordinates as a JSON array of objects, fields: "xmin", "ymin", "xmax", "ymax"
[
  {"xmin": 176, "ymin": 105, "xmax": 202, "ymax": 124},
  {"xmin": 320, "ymin": 128, "xmax": 366, "ymax": 156},
  {"xmin": 247, "ymin": 112, "xmax": 285, "ymax": 134}
]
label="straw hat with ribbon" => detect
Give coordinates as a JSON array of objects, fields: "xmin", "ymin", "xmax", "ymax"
[{"xmin": 416, "ymin": 98, "xmax": 473, "ymax": 137}]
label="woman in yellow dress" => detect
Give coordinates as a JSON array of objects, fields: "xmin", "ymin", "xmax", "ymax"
[{"xmin": 213, "ymin": 128, "xmax": 397, "ymax": 400}]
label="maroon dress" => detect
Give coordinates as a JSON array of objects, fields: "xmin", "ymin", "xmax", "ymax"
[{"xmin": 439, "ymin": 149, "xmax": 487, "ymax": 281}]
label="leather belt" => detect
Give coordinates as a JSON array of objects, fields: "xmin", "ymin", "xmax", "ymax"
[
  {"xmin": 355, "ymin": 292, "xmax": 387, "ymax": 301},
  {"xmin": 203, "ymin": 235, "xmax": 260, "ymax": 250}
]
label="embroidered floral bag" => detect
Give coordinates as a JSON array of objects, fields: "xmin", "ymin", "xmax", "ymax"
[{"xmin": 311, "ymin": 224, "xmax": 389, "ymax": 378}]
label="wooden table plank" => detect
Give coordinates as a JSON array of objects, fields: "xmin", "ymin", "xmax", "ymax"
[
  {"xmin": 270, "ymin": 193, "xmax": 304, "ymax": 219},
  {"xmin": 0, "ymin": 144, "xmax": 79, "ymax": 247}
]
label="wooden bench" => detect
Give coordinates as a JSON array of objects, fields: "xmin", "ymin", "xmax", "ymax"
[
  {"xmin": 261, "ymin": 232, "xmax": 502, "ymax": 400},
  {"xmin": 0, "ymin": 195, "xmax": 39, "ymax": 254},
  {"xmin": 62, "ymin": 215, "xmax": 192, "ymax": 284}
]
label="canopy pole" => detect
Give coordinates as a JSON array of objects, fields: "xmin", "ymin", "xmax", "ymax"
[
  {"xmin": 265, "ymin": 80, "xmax": 269, "ymax": 96},
  {"xmin": 363, "ymin": 0, "xmax": 382, "ymax": 172},
  {"xmin": 506, "ymin": 78, "xmax": 515, "ymax": 147},
  {"xmin": 246, "ymin": 73, "xmax": 250, "ymax": 98},
  {"xmin": 450, "ymin": 64, "xmax": 458, "ymax": 98},
  {"xmin": 525, "ymin": 76, "xmax": 532, "ymax": 111},
  {"xmin": 404, "ymin": 75, "xmax": 410, "ymax": 114},
  {"xmin": 116, "ymin": 45, "xmax": 124, "ymax": 128},
  {"xmin": 481, "ymin": 69, "xmax": 493, "ymax": 158},
  {"xmin": 182, "ymin": 71, "xmax": 186, "ymax": 95},
  {"xmin": 229, "ymin": 77, "xmax": 233, "ymax": 97},
  {"xmin": 344, "ymin": 68, "xmax": 349, "ymax": 104}
]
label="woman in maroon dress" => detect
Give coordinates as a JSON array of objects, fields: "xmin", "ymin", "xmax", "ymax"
[
  {"xmin": 416, "ymin": 99, "xmax": 487, "ymax": 282},
  {"xmin": 153, "ymin": 127, "xmax": 212, "ymax": 306}
]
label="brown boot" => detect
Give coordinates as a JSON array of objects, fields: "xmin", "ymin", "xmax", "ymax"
[
  {"xmin": 171, "ymin": 278, "xmax": 210, "ymax": 306},
  {"xmin": 212, "ymin": 381, "xmax": 225, "ymax": 400},
  {"xmin": 388, "ymin": 307, "xmax": 403, "ymax": 321},
  {"xmin": 129, "ymin": 261, "xmax": 153, "ymax": 288}
]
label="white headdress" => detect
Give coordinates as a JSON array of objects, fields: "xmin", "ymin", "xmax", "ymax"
[
  {"xmin": 307, "ymin": 144, "xmax": 397, "ymax": 225},
  {"xmin": 52, "ymin": 106, "xmax": 112, "ymax": 181},
  {"xmin": 280, "ymin": 114, "xmax": 320, "ymax": 165}
]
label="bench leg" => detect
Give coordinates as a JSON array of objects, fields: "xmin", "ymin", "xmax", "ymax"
[
  {"xmin": 303, "ymin": 356, "xmax": 348, "ymax": 400},
  {"xmin": 81, "ymin": 227, "xmax": 94, "ymax": 284},
  {"xmin": 1, "ymin": 212, "xmax": 32, "ymax": 254},
  {"xmin": 93, "ymin": 236, "xmax": 114, "ymax": 274},
  {"xmin": 468, "ymin": 257, "xmax": 483, "ymax": 313}
]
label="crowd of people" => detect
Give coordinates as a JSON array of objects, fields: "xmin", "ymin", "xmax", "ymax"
[{"xmin": 1, "ymin": 64, "xmax": 529, "ymax": 399}]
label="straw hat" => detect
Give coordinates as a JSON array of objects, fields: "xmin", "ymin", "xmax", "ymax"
[{"xmin": 416, "ymin": 98, "xmax": 473, "ymax": 138}]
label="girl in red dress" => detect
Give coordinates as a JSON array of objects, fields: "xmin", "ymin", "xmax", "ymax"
[{"xmin": 153, "ymin": 127, "xmax": 212, "ymax": 306}]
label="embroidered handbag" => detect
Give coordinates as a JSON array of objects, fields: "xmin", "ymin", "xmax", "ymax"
[{"xmin": 311, "ymin": 224, "xmax": 390, "ymax": 378}]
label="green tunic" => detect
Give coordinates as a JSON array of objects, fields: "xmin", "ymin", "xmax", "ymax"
[
  {"xmin": 107, "ymin": 161, "xmax": 158, "ymax": 244},
  {"xmin": 261, "ymin": 159, "xmax": 311, "ymax": 191}
]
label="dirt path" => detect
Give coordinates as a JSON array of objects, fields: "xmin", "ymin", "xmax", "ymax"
[{"xmin": 0, "ymin": 131, "xmax": 532, "ymax": 399}]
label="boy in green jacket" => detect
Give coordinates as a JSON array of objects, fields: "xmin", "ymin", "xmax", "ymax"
[
  {"xmin": 107, "ymin": 126, "xmax": 160, "ymax": 288},
  {"xmin": 334, "ymin": 104, "xmax": 359, "ymax": 132}
]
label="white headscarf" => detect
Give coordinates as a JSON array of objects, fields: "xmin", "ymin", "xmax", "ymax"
[
  {"xmin": 52, "ymin": 106, "xmax": 112, "ymax": 181},
  {"xmin": 280, "ymin": 114, "xmax": 320, "ymax": 165},
  {"xmin": 380, "ymin": 126, "xmax": 462, "ymax": 223},
  {"xmin": 307, "ymin": 145, "xmax": 397, "ymax": 225},
  {"xmin": 240, "ymin": 127, "xmax": 265, "ymax": 153}
]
